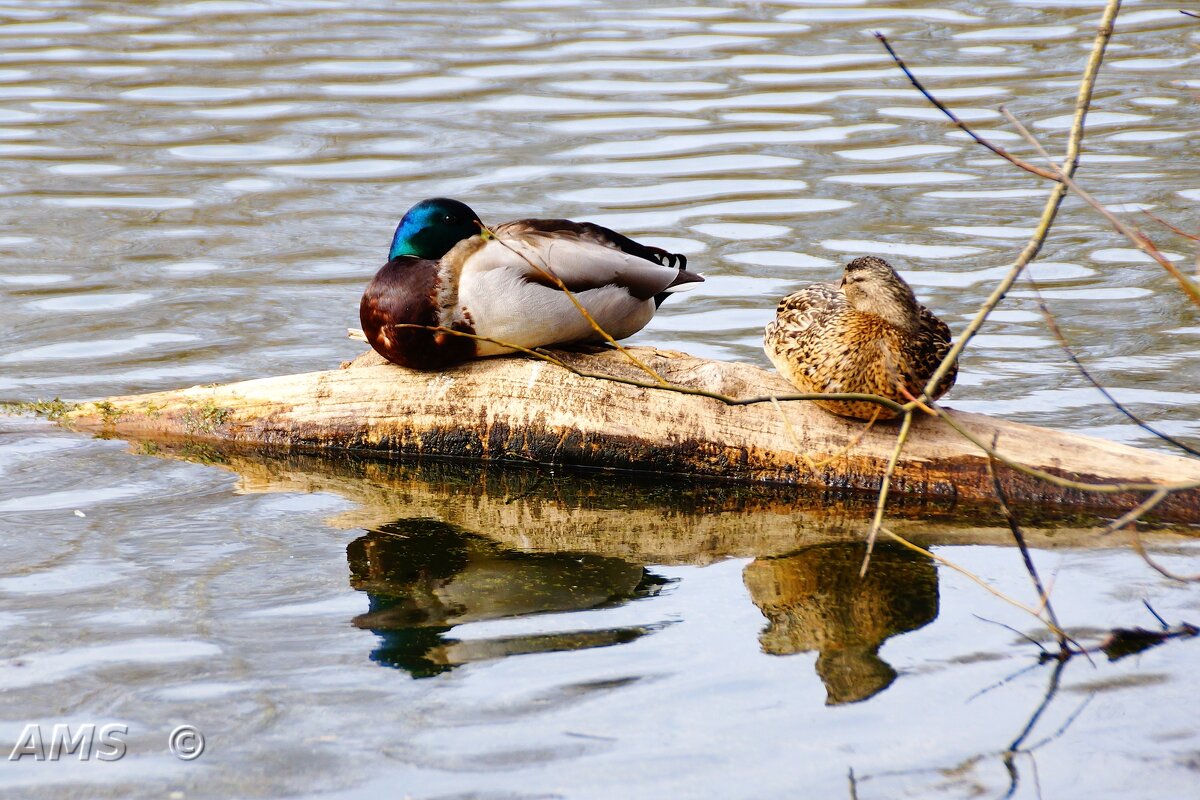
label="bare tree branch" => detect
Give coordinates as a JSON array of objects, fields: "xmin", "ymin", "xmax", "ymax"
[
  {"xmin": 987, "ymin": 440, "xmax": 1071, "ymax": 657},
  {"xmin": 1127, "ymin": 525, "xmax": 1200, "ymax": 582},
  {"xmin": 1027, "ymin": 293, "xmax": 1200, "ymax": 458},
  {"xmin": 873, "ymin": 32, "xmax": 1063, "ymax": 182},
  {"xmin": 1099, "ymin": 488, "xmax": 1171, "ymax": 536},
  {"xmin": 886, "ymin": 0, "xmax": 1123, "ymax": 409},
  {"xmin": 861, "ymin": 410, "xmax": 913, "ymax": 576},
  {"xmin": 1142, "ymin": 209, "xmax": 1200, "ymax": 242},
  {"xmin": 1000, "ymin": 106, "xmax": 1200, "ymax": 308}
]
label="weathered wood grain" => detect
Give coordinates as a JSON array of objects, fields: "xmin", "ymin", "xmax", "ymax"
[{"xmin": 60, "ymin": 346, "xmax": 1200, "ymax": 521}]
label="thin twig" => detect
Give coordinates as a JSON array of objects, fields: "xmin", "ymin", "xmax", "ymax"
[
  {"xmin": 1098, "ymin": 488, "xmax": 1170, "ymax": 536},
  {"xmin": 1026, "ymin": 694, "xmax": 1094, "ymax": 751},
  {"xmin": 895, "ymin": 383, "xmax": 937, "ymax": 416},
  {"xmin": 393, "ymin": 324, "xmax": 912, "ymax": 414},
  {"xmin": 769, "ymin": 397, "xmax": 881, "ymax": 471},
  {"xmin": 914, "ymin": 0, "xmax": 1121, "ymax": 403},
  {"xmin": 931, "ymin": 404, "xmax": 1200, "ymax": 494},
  {"xmin": 973, "ymin": 614, "xmax": 1049, "ymax": 655},
  {"xmin": 1003, "ymin": 658, "xmax": 1067, "ymax": 799},
  {"xmin": 968, "ymin": 659, "xmax": 1046, "ymax": 705},
  {"xmin": 1005, "ymin": 665, "xmax": 1096, "ymax": 795},
  {"xmin": 1027, "ymin": 294, "xmax": 1200, "ymax": 458},
  {"xmin": 392, "ymin": 324, "xmax": 574, "ymax": 368},
  {"xmin": 880, "ymin": 526, "xmax": 1073, "ymax": 640},
  {"xmin": 987, "ymin": 440, "xmax": 1069, "ymax": 656},
  {"xmin": 1000, "ymin": 106, "xmax": 1200, "ymax": 308},
  {"xmin": 1029, "ymin": 752, "xmax": 1045, "ymax": 800},
  {"xmin": 1143, "ymin": 600, "xmax": 1169, "ymax": 630},
  {"xmin": 874, "ymin": 33, "xmax": 1062, "ymax": 182},
  {"xmin": 1128, "ymin": 525, "xmax": 1200, "ymax": 582},
  {"xmin": 861, "ymin": 410, "xmax": 913, "ymax": 576},
  {"xmin": 1141, "ymin": 209, "xmax": 1200, "ymax": 242},
  {"xmin": 493, "ymin": 237, "xmax": 672, "ymax": 385}
]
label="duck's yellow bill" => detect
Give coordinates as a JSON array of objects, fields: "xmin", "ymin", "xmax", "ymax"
[{"xmin": 477, "ymin": 221, "xmax": 495, "ymax": 240}]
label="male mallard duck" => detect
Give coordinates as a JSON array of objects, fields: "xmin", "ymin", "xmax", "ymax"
[
  {"xmin": 763, "ymin": 256, "xmax": 956, "ymax": 420},
  {"xmin": 360, "ymin": 197, "xmax": 702, "ymax": 370}
]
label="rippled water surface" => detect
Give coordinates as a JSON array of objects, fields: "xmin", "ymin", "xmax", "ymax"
[{"xmin": 2, "ymin": 1, "xmax": 1199, "ymax": 797}]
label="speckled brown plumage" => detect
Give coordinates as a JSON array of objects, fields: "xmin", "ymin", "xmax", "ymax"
[{"xmin": 763, "ymin": 256, "xmax": 957, "ymax": 420}]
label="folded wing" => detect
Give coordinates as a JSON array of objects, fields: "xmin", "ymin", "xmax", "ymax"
[{"xmin": 489, "ymin": 219, "xmax": 702, "ymax": 299}]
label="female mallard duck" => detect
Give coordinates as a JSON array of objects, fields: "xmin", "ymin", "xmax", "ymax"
[
  {"xmin": 763, "ymin": 256, "xmax": 956, "ymax": 420},
  {"xmin": 360, "ymin": 197, "xmax": 702, "ymax": 370}
]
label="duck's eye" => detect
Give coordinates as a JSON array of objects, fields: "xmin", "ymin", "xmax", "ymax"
[{"xmin": 443, "ymin": 214, "xmax": 454, "ymax": 223}]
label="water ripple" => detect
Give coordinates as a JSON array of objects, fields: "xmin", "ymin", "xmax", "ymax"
[{"xmin": 1, "ymin": 2, "xmax": 1199, "ymax": 796}]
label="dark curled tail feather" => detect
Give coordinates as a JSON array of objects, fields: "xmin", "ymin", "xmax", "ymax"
[{"xmin": 649, "ymin": 249, "xmax": 687, "ymax": 270}]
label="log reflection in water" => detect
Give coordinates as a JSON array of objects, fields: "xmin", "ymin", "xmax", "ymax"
[
  {"xmin": 744, "ymin": 543, "xmax": 938, "ymax": 704},
  {"xmin": 120, "ymin": 444, "xmax": 1191, "ymax": 687},
  {"xmin": 159, "ymin": 445, "xmax": 1177, "ymax": 564},
  {"xmin": 347, "ymin": 519, "xmax": 671, "ymax": 677}
]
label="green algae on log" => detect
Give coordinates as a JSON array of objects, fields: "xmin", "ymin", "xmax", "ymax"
[{"xmin": 57, "ymin": 346, "xmax": 1200, "ymax": 522}]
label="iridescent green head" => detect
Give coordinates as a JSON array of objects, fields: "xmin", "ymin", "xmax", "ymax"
[{"xmin": 388, "ymin": 198, "xmax": 485, "ymax": 261}]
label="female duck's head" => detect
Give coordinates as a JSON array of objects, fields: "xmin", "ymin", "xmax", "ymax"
[
  {"xmin": 838, "ymin": 256, "xmax": 921, "ymax": 333},
  {"xmin": 389, "ymin": 198, "xmax": 486, "ymax": 261}
]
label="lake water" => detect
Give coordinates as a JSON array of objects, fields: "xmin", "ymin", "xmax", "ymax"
[{"xmin": 1, "ymin": 0, "xmax": 1198, "ymax": 797}]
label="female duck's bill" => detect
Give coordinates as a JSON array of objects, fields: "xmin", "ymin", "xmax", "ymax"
[{"xmin": 360, "ymin": 198, "xmax": 702, "ymax": 370}]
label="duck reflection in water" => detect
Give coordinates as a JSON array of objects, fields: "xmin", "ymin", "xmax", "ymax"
[
  {"xmin": 744, "ymin": 542, "xmax": 938, "ymax": 705},
  {"xmin": 347, "ymin": 519, "xmax": 671, "ymax": 677}
]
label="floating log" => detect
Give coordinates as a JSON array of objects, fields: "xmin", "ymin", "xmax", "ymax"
[{"xmin": 58, "ymin": 345, "xmax": 1200, "ymax": 522}]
